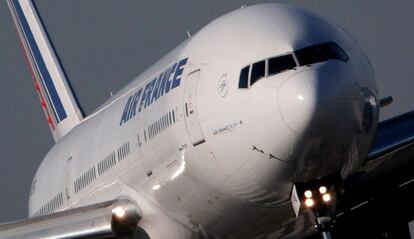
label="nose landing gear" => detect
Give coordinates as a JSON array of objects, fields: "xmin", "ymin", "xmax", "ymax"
[
  {"xmin": 304, "ymin": 186, "xmax": 336, "ymax": 238},
  {"xmin": 293, "ymin": 177, "xmax": 341, "ymax": 239}
]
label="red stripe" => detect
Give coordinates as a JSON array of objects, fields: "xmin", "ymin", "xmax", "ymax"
[{"xmin": 16, "ymin": 28, "xmax": 56, "ymax": 131}]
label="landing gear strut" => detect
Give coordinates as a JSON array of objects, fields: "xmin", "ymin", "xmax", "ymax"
[{"xmin": 315, "ymin": 216, "xmax": 334, "ymax": 239}]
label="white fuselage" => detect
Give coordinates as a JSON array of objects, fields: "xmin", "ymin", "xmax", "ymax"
[{"xmin": 28, "ymin": 4, "xmax": 378, "ymax": 238}]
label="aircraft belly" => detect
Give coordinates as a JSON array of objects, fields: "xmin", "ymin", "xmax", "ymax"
[{"xmin": 129, "ymin": 145, "xmax": 308, "ymax": 238}]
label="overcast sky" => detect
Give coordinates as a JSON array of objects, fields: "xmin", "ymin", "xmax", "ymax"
[{"xmin": 0, "ymin": 0, "xmax": 413, "ymax": 222}]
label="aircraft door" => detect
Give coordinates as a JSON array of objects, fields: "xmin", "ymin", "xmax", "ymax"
[
  {"xmin": 64, "ymin": 156, "xmax": 73, "ymax": 204},
  {"xmin": 183, "ymin": 69, "xmax": 205, "ymax": 146},
  {"xmin": 136, "ymin": 131, "xmax": 152, "ymax": 177}
]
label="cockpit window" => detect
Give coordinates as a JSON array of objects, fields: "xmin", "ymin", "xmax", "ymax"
[
  {"xmin": 295, "ymin": 42, "xmax": 349, "ymax": 66},
  {"xmin": 239, "ymin": 65, "xmax": 250, "ymax": 89},
  {"xmin": 295, "ymin": 45, "xmax": 328, "ymax": 66},
  {"xmin": 250, "ymin": 60, "xmax": 265, "ymax": 86},
  {"xmin": 318, "ymin": 42, "xmax": 349, "ymax": 62},
  {"xmin": 268, "ymin": 54, "xmax": 296, "ymax": 76},
  {"xmin": 238, "ymin": 42, "xmax": 348, "ymax": 89}
]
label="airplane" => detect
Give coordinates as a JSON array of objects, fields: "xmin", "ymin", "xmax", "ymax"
[{"xmin": 1, "ymin": 0, "xmax": 414, "ymax": 238}]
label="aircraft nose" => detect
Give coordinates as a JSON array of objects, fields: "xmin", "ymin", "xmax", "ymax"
[{"xmin": 278, "ymin": 69, "xmax": 344, "ymax": 136}]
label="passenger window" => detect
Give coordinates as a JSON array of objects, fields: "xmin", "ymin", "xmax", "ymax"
[
  {"xmin": 239, "ymin": 66, "xmax": 249, "ymax": 88},
  {"xmin": 268, "ymin": 54, "xmax": 296, "ymax": 76},
  {"xmin": 295, "ymin": 45, "xmax": 328, "ymax": 66},
  {"xmin": 250, "ymin": 60, "xmax": 266, "ymax": 86},
  {"xmin": 318, "ymin": 42, "xmax": 349, "ymax": 62}
]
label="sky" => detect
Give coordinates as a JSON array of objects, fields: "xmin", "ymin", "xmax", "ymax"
[{"xmin": 0, "ymin": 0, "xmax": 413, "ymax": 222}]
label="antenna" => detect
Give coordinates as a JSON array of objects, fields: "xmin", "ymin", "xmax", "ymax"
[{"xmin": 187, "ymin": 31, "xmax": 191, "ymax": 39}]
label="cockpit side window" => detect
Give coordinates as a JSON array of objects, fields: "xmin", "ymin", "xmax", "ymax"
[
  {"xmin": 250, "ymin": 60, "xmax": 265, "ymax": 86},
  {"xmin": 239, "ymin": 65, "xmax": 250, "ymax": 89},
  {"xmin": 295, "ymin": 45, "xmax": 328, "ymax": 66},
  {"xmin": 318, "ymin": 42, "xmax": 349, "ymax": 62},
  {"xmin": 268, "ymin": 54, "xmax": 296, "ymax": 76},
  {"xmin": 295, "ymin": 42, "xmax": 349, "ymax": 66}
]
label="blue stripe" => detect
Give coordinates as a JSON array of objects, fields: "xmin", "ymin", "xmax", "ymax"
[{"xmin": 12, "ymin": 0, "xmax": 67, "ymax": 122}]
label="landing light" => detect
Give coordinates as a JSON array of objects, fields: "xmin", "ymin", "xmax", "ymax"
[
  {"xmin": 112, "ymin": 206, "xmax": 126, "ymax": 218},
  {"xmin": 319, "ymin": 186, "xmax": 327, "ymax": 194},
  {"xmin": 322, "ymin": 193, "xmax": 331, "ymax": 202},
  {"xmin": 305, "ymin": 198, "xmax": 314, "ymax": 207},
  {"xmin": 304, "ymin": 190, "xmax": 313, "ymax": 199}
]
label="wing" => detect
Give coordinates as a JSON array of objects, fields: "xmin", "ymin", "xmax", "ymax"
[
  {"xmin": 367, "ymin": 110, "xmax": 414, "ymax": 162},
  {"xmin": 350, "ymin": 110, "xmax": 414, "ymax": 185},
  {"xmin": 334, "ymin": 111, "xmax": 414, "ymax": 230},
  {"xmin": 0, "ymin": 199, "xmax": 141, "ymax": 239}
]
